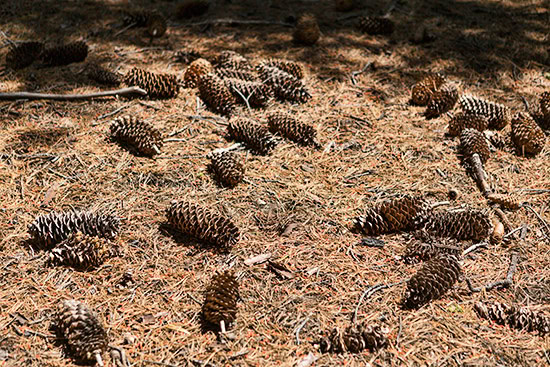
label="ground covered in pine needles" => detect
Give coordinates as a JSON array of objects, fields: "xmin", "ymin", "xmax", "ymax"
[{"xmin": 1, "ymin": 0, "xmax": 549, "ymax": 366}]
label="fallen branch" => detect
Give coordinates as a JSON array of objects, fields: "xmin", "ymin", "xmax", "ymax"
[
  {"xmin": 352, "ymin": 281, "xmax": 403, "ymax": 324},
  {"xmin": 466, "ymin": 252, "xmax": 519, "ymax": 293},
  {"xmin": 462, "ymin": 242, "xmax": 488, "ymax": 257},
  {"xmin": 0, "ymin": 87, "xmax": 147, "ymax": 101}
]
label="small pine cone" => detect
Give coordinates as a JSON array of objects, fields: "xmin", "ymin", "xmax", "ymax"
[
  {"xmin": 293, "ymin": 13, "xmax": 320, "ymax": 45},
  {"xmin": 402, "ymin": 254, "xmax": 461, "ymax": 309},
  {"xmin": 174, "ymin": 49, "xmax": 201, "ymax": 64},
  {"xmin": 216, "ymin": 67, "xmax": 258, "ymax": 82},
  {"xmin": 147, "ymin": 14, "xmax": 167, "ymax": 38},
  {"xmin": 110, "ymin": 115, "xmax": 163, "ymax": 157},
  {"xmin": 227, "ymin": 117, "xmax": 279, "ymax": 155},
  {"xmin": 5, "ymin": 41, "xmax": 44, "ymax": 69},
  {"xmin": 425, "ymin": 84, "xmax": 458, "ymax": 118},
  {"xmin": 419, "ymin": 208, "xmax": 493, "ymax": 241},
  {"xmin": 358, "ymin": 16, "xmax": 395, "ymax": 35},
  {"xmin": 166, "ymin": 200, "xmax": 240, "ymax": 248},
  {"xmin": 40, "ymin": 41, "xmax": 88, "ymax": 67},
  {"xmin": 86, "ymin": 64, "xmax": 121, "ymax": 86},
  {"xmin": 214, "ymin": 50, "xmax": 252, "ymax": 71},
  {"xmin": 122, "ymin": 10, "xmax": 154, "ymax": 27},
  {"xmin": 487, "ymin": 193, "xmax": 523, "ymax": 211},
  {"xmin": 54, "ymin": 300, "xmax": 108, "ymax": 365},
  {"xmin": 320, "ymin": 324, "xmax": 388, "ymax": 354},
  {"xmin": 258, "ymin": 65, "xmax": 311, "ymax": 103},
  {"xmin": 207, "ymin": 150, "xmax": 245, "ymax": 188},
  {"xmin": 197, "ymin": 72, "xmax": 236, "ymax": 116},
  {"xmin": 460, "ymin": 128, "xmax": 491, "ymax": 164},
  {"xmin": 176, "ymin": 0, "xmax": 210, "ymax": 18},
  {"xmin": 183, "ymin": 58, "xmax": 213, "ymax": 88},
  {"xmin": 224, "ymin": 78, "xmax": 273, "ymax": 108},
  {"xmin": 361, "ymin": 324, "xmax": 389, "ymax": 350},
  {"xmin": 266, "ymin": 111, "xmax": 320, "ymax": 148},
  {"xmin": 447, "ymin": 112, "xmax": 488, "ymax": 137},
  {"xmin": 47, "ymin": 232, "xmax": 117, "ymax": 270},
  {"xmin": 511, "ymin": 112, "xmax": 546, "ymax": 156},
  {"xmin": 474, "ymin": 301, "xmax": 509, "ymax": 326},
  {"xmin": 411, "ymin": 73, "xmax": 447, "ymax": 106},
  {"xmin": 354, "ymin": 195, "xmax": 431, "ymax": 236},
  {"xmin": 202, "ymin": 271, "xmax": 239, "ymax": 330},
  {"xmin": 28, "ymin": 210, "xmax": 120, "ymax": 250},
  {"xmin": 475, "ymin": 301, "xmax": 550, "ymax": 335},
  {"xmin": 258, "ymin": 58, "xmax": 304, "ymax": 79},
  {"xmin": 124, "ymin": 67, "xmax": 179, "ymax": 99},
  {"xmin": 459, "ymin": 95, "xmax": 510, "ymax": 130},
  {"xmin": 402, "ymin": 242, "xmax": 461, "ymax": 264}
]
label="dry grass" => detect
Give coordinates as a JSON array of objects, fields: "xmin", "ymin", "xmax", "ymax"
[{"xmin": 1, "ymin": 0, "xmax": 549, "ymax": 366}]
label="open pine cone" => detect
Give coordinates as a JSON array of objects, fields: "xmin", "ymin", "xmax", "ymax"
[
  {"xmin": 402, "ymin": 241, "xmax": 462, "ymax": 264},
  {"xmin": 293, "ymin": 13, "xmax": 320, "ymax": 45},
  {"xmin": 358, "ymin": 16, "xmax": 395, "ymax": 35},
  {"xmin": 40, "ymin": 41, "xmax": 88, "ymax": 67},
  {"xmin": 320, "ymin": 324, "xmax": 389, "ymax": 354},
  {"xmin": 224, "ymin": 78, "xmax": 273, "ymax": 108},
  {"xmin": 216, "ymin": 67, "xmax": 258, "ymax": 82},
  {"xmin": 475, "ymin": 301, "xmax": 550, "ymax": 335},
  {"xmin": 183, "ymin": 58, "xmax": 213, "ymax": 88},
  {"xmin": 110, "ymin": 115, "xmax": 163, "ymax": 157},
  {"xmin": 487, "ymin": 193, "xmax": 523, "ymax": 211},
  {"xmin": 124, "ymin": 67, "xmax": 179, "ymax": 99},
  {"xmin": 87, "ymin": 64, "xmax": 121, "ymax": 86},
  {"xmin": 460, "ymin": 128, "xmax": 491, "ymax": 164},
  {"xmin": 418, "ymin": 208, "xmax": 494, "ymax": 241},
  {"xmin": 257, "ymin": 58, "xmax": 304, "ymax": 79},
  {"xmin": 510, "ymin": 112, "xmax": 546, "ymax": 156},
  {"xmin": 47, "ymin": 232, "xmax": 118, "ymax": 270},
  {"xmin": 411, "ymin": 73, "xmax": 447, "ymax": 106},
  {"xmin": 197, "ymin": 72, "xmax": 236, "ymax": 116},
  {"xmin": 459, "ymin": 95, "xmax": 510, "ymax": 130},
  {"xmin": 447, "ymin": 112, "xmax": 488, "ymax": 137},
  {"xmin": 266, "ymin": 111, "xmax": 320, "ymax": 148},
  {"xmin": 227, "ymin": 117, "xmax": 279, "ymax": 155},
  {"xmin": 258, "ymin": 65, "xmax": 311, "ymax": 103},
  {"xmin": 207, "ymin": 150, "xmax": 245, "ymax": 188},
  {"xmin": 202, "ymin": 271, "xmax": 239, "ymax": 330},
  {"xmin": 5, "ymin": 41, "xmax": 44, "ymax": 69},
  {"xmin": 425, "ymin": 84, "xmax": 458, "ymax": 118},
  {"xmin": 214, "ymin": 50, "xmax": 252, "ymax": 71}
]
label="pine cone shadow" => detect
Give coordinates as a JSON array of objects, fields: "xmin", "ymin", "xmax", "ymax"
[
  {"xmin": 157, "ymin": 223, "xmax": 231, "ymax": 254},
  {"xmin": 107, "ymin": 137, "xmax": 156, "ymax": 159}
]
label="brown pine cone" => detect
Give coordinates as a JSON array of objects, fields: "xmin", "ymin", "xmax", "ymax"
[
  {"xmin": 487, "ymin": 193, "xmax": 523, "ymax": 211},
  {"xmin": 418, "ymin": 208, "xmax": 493, "ymax": 241},
  {"xmin": 86, "ymin": 64, "xmax": 121, "ymax": 86},
  {"xmin": 214, "ymin": 50, "xmax": 252, "ymax": 71},
  {"xmin": 216, "ymin": 67, "xmax": 258, "ymax": 82},
  {"xmin": 402, "ymin": 241, "xmax": 462, "ymax": 264},
  {"xmin": 124, "ymin": 67, "xmax": 179, "ymax": 99},
  {"xmin": 224, "ymin": 78, "xmax": 273, "ymax": 108},
  {"xmin": 40, "ymin": 41, "xmax": 88, "ymax": 67},
  {"xmin": 174, "ymin": 48, "xmax": 201, "ymax": 64},
  {"xmin": 258, "ymin": 58, "xmax": 304, "ymax": 79},
  {"xmin": 320, "ymin": 324, "xmax": 389, "ymax": 353},
  {"xmin": 183, "ymin": 58, "xmax": 213, "ymax": 88},
  {"xmin": 202, "ymin": 271, "xmax": 239, "ymax": 330},
  {"xmin": 425, "ymin": 84, "xmax": 458, "ymax": 118},
  {"xmin": 197, "ymin": 72, "xmax": 236, "ymax": 116},
  {"xmin": 147, "ymin": 14, "xmax": 167, "ymax": 38},
  {"xmin": 411, "ymin": 73, "xmax": 447, "ymax": 106},
  {"xmin": 227, "ymin": 117, "xmax": 280, "ymax": 155},
  {"xmin": 47, "ymin": 232, "xmax": 118, "ymax": 270},
  {"xmin": 293, "ymin": 14, "xmax": 320, "ymax": 45},
  {"xmin": 460, "ymin": 128, "xmax": 491, "ymax": 164},
  {"xmin": 110, "ymin": 115, "xmax": 163, "ymax": 157},
  {"xmin": 447, "ymin": 112, "xmax": 488, "ymax": 137},
  {"xmin": 258, "ymin": 65, "xmax": 311, "ymax": 103},
  {"xmin": 483, "ymin": 130, "xmax": 513, "ymax": 152},
  {"xmin": 475, "ymin": 301, "xmax": 550, "ymax": 335},
  {"xmin": 358, "ymin": 16, "xmax": 395, "ymax": 35},
  {"xmin": 207, "ymin": 150, "xmax": 245, "ymax": 188},
  {"xmin": 511, "ymin": 112, "xmax": 546, "ymax": 156},
  {"xmin": 5, "ymin": 41, "xmax": 44, "ymax": 69},
  {"xmin": 459, "ymin": 95, "xmax": 510, "ymax": 130},
  {"xmin": 266, "ymin": 111, "xmax": 320, "ymax": 148}
]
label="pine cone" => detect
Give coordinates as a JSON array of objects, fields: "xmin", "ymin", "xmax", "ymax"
[
  {"xmin": 227, "ymin": 117, "xmax": 279, "ymax": 155},
  {"xmin": 293, "ymin": 13, "xmax": 320, "ymax": 45},
  {"xmin": 258, "ymin": 65, "xmax": 311, "ymax": 103},
  {"xmin": 5, "ymin": 41, "xmax": 44, "ymax": 69},
  {"xmin": 530, "ymin": 106, "xmax": 549, "ymax": 131},
  {"xmin": 110, "ymin": 115, "xmax": 163, "ymax": 157},
  {"xmin": 511, "ymin": 112, "xmax": 546, "ymax": 156},
  {"xmin": 54, "ymin": 300, "xmax": 108, "ymax": 365},
  {"xmin": 539, "ymin": 92, "xmax": 550, "ymax": 128},
  {"xmin": 354, "ymin": 195, "xmax": 431, "ymax": 236},
  {"xmin": 183, "ymin": 58, "xmax": 213, "ymax": 88},
  {"xmin": 411, "ymin": 73, "xmax": 447, "ymax": 106},
  {"xmin": 460, "ymin": 128, "xmax": 491, "ymax": 164},
  {"xmin": 447, "ymin": 112, "xmax": 488, "ymax": 137},
  {"xmin": 425, "ymin": 84, "xmax": 458, "ymax": 118},
  {"xmin": 320, "ymin": 324, "xmax": 389, "ymax": 354},
  {"xmin": 266, "ymin": 111, "xmax": 320, "ymax": 148},
  {"xmin": 475, "ymin": 301, "xmax": 550, "ymax": 335},
  {"xmin": 402, "ymin": 254, "xmax": 461, "ymax": 309},
  {"xmin": 86, "ymin": 64, "xmax": 121, "ymax": 86},
  {"xmin": 483, "ymin": 130, "xmax": 512, "ymax": 152},
  {"xmin": 258, "ymin": 58, "xmax": 304, "ymax": 79},
  {"xmin": 124, "ymin": 67, "xmax": 179, "ymax": 99},
  {"xmin": 224, "ymin": 78, "xmax": 273, "ymax": 108},
  {"xmin": 459, "ymin": 95, "xmax": 510, "ymax": 130},
  {"xmin": 214, "ymin": 50, "xmax": 252, "ymax": 71},
  {"xmin": 358, "ymin": 16, "xmax": 395, "ymax": 35},
  {"xmin": 197, "ymin": 72, "xmax": 236, "ymax": 116},
  {"xmin": 28, "ymin": 210, "xmax": 120, "ymax": 250},
  {"xmin": 176, "ymin": 0, "xmax": 210, "ymax": 18},
  {"xmin": 216, "ymin": 67, "xmax": 258, "ymax": 82},
  {"xmin": 147, "ymin": 14, "xmax": 167, "ymax": 38},
  {"xmin": 418, "ymin": 208, "xmax": 493, "ymax": 241},
  {"xmin": 207, "ymin": 150, "xmax": 245, "ymax": 188},
  {"xmin": 402, "ymin": 242, "xmax": 462, "ymax": 264},
  {"xmin": 40, "ymin": 41, "xmax": 88, "ymax": 67},
  {"xmin": 487, "ymin": 193, "xmax": 523, "ymax": 211},
  {"xmin": 166, "ymin": 200, "xmax": 240, "ymax": 248},
  {"xmin": 202, "ymin": 271, "xmax": 239, "ymax": 330},
  {"xmin": 47, "ymin": 232, "xmax": 117, "ymax": 270},
  {"xmin": 174, "ymin": 49, "xmax": 201, "ymax": 64}
]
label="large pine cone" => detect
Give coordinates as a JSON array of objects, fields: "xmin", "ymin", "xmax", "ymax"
[
  {"xmin": 293, "ymin": 13, "xmax": 320, "ymax": 45},
  {"xmin": 460, "ymin": 128, "xmax": 491, "ymax": 164},
  {"xmin": 258, "ymin": 58, "xmax": 304, "ymax": 79},
  {"xmin": 354, "ymin": 195, "xmax": 431, "ymax": 236},
  {"xmin": 227, "ymin": 117, "xmax": 279, "ymax": 155},
  {"xmin": 266, "ymin": 111, "xmax": 320, "ymax": 148},
  {"xmin": 224, "ymin": 78, "xmax": 273, "ymax": 108},
  {"xmin": 447, "ymin": 112, "xmax": 488, "ymax": 137},
  {"xmin": 202, "ymin": 271, "xmax": 239, "ymax": 329},
  {"xmin": 86, "ymin": 64, "xmax": 121, "ymax": 86},
  {"xmin": 402, "ymin": 241, "xmax": 462, "ymax": 264},
  {"xmin": 418, "ymin": 208, "xmax": 493, "ymax": 241},
  {"xmin": 110, "ymin": 115, "xmax": 163, "ymax": 157},
  {"xmin": 214, "ymin": 50, "xmax": 252, "ymax": 71},
  {"xmin": 166, "ymin": 200, "xmax": 240, "ymax": 248},
  {"xmin": 54, "ymin": 300, "xmax": 108, "ymax": 365},
  {"xmin": 216, "ymin": 67, "xmax": 258, "ymax": 82},
  {"xmin": 47, "ymin": 232, "xmax": 117, "ymax": 270},
  {"xmin": 28, "ymin": 210, "xmax": 120, "ymax": 250},
  {"xmin": 320, "ymin": 324, "xmax": 389, "ymax": 354},
  {"xmin": 39, "ymin": 41, "xmax": 88, "ymax": 67},
  {"xmin": 358, "ymin": 16, "xmax": 395, "ymax": 35},
  {"xmin": 475, "ymin": 301, "xmax": 550, "ymax": 335},
  {"xmin": 5, "ymin": 41, "xmax": 44, "ymax": 69},
  {"xmin": 183, "ymin": 58, "xmax": 213, "ymax": 88},
  {"xmin": 425, "ymin": 84, "xmax": 458, "ymax": 118},
  {"xmin": 258, "ymin": 65, "xmax": 311, "ymax": 103},
  {"xmin": 411, "ymin": 73, "xmax": 447, "ymax": 106},
  {"xmin": 510, "ymin": 112, "xmax": 546, "ymax": 156},
  {"xmin": 124, "ymin": 67, "xmax": 179, "ymax": 99},
  {"xmin": 207, "ymin": 150, "xmax": 245, "ymax": 188},
  {"xmin": 459, "ymin": 95, "xmax": 510, "ymax": 130},
  {"xmin": 197, "ymin": 72, "xmax": 236, "ymax": 116},
  {"xmin": 487, "ymin": 193, "xmax": 523, "ymax": 211},
  {"xmin": 402, "ymin": 254, "xmax": 461, "ymax": 309}
]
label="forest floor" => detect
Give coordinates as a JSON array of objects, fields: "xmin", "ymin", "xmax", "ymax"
[{"xmin": 0, "ymin": 0, "xmax": 549, "ymax": 366}]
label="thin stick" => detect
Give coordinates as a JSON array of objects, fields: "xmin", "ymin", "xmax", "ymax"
[
  {"xmin": 352, "ymin": 282, "xmax": 402, "ymax": 324},
  {"xmin": 95, "ymin": 353, "xmax": 104, "ymax": 367},
  {"xmin": 470, "ymin": 154, "xmax": 491, "ymax": 197},
  {"xmin": 295, "ymin": 317, "xmax": 309, "ymax": 345},
  {"xmin": 220, "ymin": 320, "xmax": 226, "ymax": 333},
  {"xmin": 462, "ymin": 242, "xmax": 488, "ymax": 257},
  {"xmin": 0, "ymin": 87, "xmax": 147, "ymax": 101},
  {"xmin": 466, "ymin": 252, "xmax": 519, "ymax": 293},
  {"xmin": 114, "ymin": 22, "xmax": 137, "ymax": 37}
]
